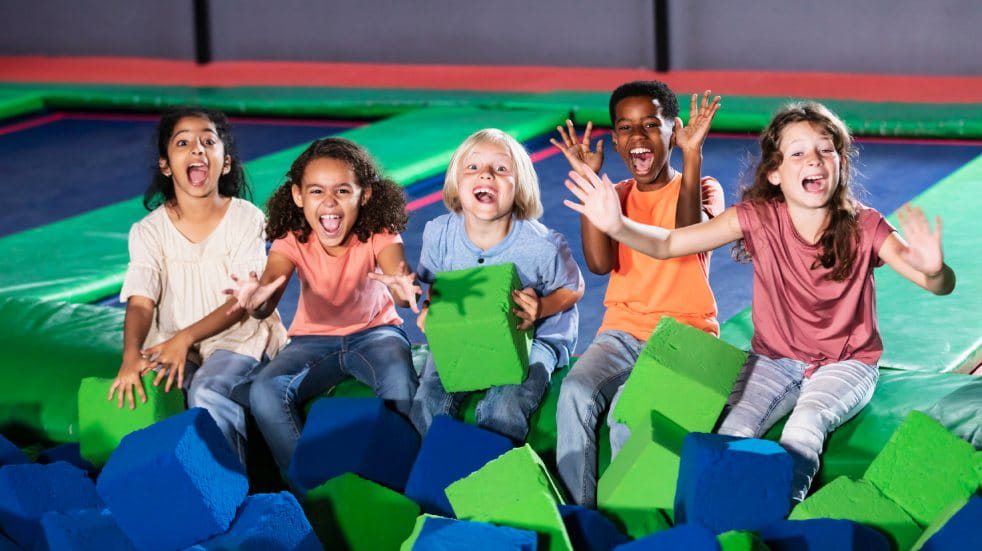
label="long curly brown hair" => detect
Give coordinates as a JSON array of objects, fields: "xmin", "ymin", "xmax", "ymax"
[
  {"xmin": 732, "ymin": 102, "xmax": 860, "ymax": 281},
  {"xmin": 265, "ymin": 138, "xmax": 409, "ymax": 243}
]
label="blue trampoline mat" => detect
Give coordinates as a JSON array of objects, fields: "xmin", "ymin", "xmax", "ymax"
[{"xmin": 0, "ymin": 112, "xmax": 362, "ymax": 237}]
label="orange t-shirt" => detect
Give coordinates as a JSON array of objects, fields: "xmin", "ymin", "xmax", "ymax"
[
  {"xmin": 270, "ymin": 231, "xmax": 403, "ymax": 337},
  {"xmin": 598, "ymin": 173, "xmax": 723, "ymax": 340}
]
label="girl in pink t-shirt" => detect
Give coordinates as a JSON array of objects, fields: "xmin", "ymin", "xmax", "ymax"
[
  {"xmin": 227, "ymin": 138, "xmax": 421, "ymax": 475},
  {"xmin": 565, "ymin": 102, "xmax": 956, "ymax": 502}
]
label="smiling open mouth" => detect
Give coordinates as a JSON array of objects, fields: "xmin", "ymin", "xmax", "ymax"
[
  {"xmin": 802, "ymin": 175, "xmax": 825, "ymax": 193},
  {"xmin": 320, "ymin": 214, "xmax": 342, "ymax": 235},
  {"xmin": 187, "ymin": 164, "xmax": 208, "ymax": 185},
  {"xmin": 474, "ymin": 187, "xmax": 497, "ymax": 204},
  {"xmin": 629, "ymin": 147, "xmax": 654, "ymax": 174}
]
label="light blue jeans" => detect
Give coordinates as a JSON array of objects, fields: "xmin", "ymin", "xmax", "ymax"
[
  {"xmin": 717, "ymin": 353, "xmax": 879, "ymax": 502},
  {"xmin": 411, "ymin": 339, "xmax": 559, "ymax": 444},
  {"xmin": 248, "ymin": 325, "xmax": 418, "ymax": 473},
  {"xmin": 183, "ymin": 349, "xmax": 263, "ymax": 469},
  {"xmin": 555, "ymin": 330, "xmax": 644, "ymax": 508}
]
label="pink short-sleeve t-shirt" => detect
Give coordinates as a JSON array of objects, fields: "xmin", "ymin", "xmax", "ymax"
[
  {"xmin": 735, "ymin": 200, "xmax": 895, "ymax": 368},
  {"xmin": 271, "ymin": 231, "xmax": 403, "ymax": 336}
]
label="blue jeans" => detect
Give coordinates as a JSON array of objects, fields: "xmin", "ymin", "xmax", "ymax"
[
  {"xmin": 717, "ymin": 353, "xmax": 879, "ymax": 502},
  {"xmin": 184, "ymin": 350, "xmax": 263, "ymax": 469},
  {"xmin": 248, "ymin": 325, "xmax": 418, "ymax": 473},
  {"xmin": 555, "ymin": 330, "xmax": 644, "ymax": 507},
  {"xmin": 411, "ymin": 339, "xmax": 559, "ymax": 443}
]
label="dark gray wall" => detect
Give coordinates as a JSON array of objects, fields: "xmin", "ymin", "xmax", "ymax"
[{"xmin": 1, "ymin": 0, "xmax": 978, "ymax": 75}]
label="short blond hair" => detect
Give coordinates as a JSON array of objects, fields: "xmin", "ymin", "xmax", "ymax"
[{"xmin": 443, "ymin": 128, "xmax": 543, "ymax": 220}]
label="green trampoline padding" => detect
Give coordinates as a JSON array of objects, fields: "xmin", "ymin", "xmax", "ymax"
[
  {"xmin": 0, "ymin": 105, "xmax": 566, "ymax": 304},
  {"xmin": 722, "ymin": 154, "xmax": 982, "ymax": 374}
]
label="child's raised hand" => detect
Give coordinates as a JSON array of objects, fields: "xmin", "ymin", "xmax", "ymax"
[
  {"xmin": 108, "ymin": 355, "xmax": 151, "ymax": 410},
  {"xmin": 550, "ymin": 119, "xmax": 604, "ymax": 176},
  {"xmin": 897, "ymin": 204, "xmax": 944, "ymax": 276},
  {"xmin": 367, "ymin": 264, "xmax": 423, "ymax": 313},
  {"xmin": 224, "ymin": 272, "xmax": 287, "ymax": 315},
  {"xmin": 512, "ymin": 288, "xmax": 541, "ymax": 331},
  {"xmin": 563, "ymin": 169, "xmax": 625, "ymax": 235},
  {"xmin": 673, "ymin": 90, "xmax": 721, "ymax": 153}
]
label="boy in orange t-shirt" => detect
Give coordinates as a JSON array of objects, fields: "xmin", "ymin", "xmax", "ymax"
[{"xmin": 551, "ymin": 81, "xmax": 723, "ymax": 507}]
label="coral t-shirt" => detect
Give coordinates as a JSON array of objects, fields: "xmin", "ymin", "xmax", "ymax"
[
  {"xmin": 598, "ymin": 173, "xmax": 724, "ymax": 340},
  {"xmin": 270, "ymin": 231, "xmax": 404, "ymax": 337},
  {"xmin": 735, "ymin": 200, "xmax": 895, "ymax": 368}
]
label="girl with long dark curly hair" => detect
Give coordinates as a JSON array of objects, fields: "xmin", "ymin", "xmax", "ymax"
[
  {"xmin": 226, "ymin": 137, "xmax": 419, "ymax": 479},
  {"xmin": 565, "ymin": 102, "xmax": 955, "ymax": 503}
]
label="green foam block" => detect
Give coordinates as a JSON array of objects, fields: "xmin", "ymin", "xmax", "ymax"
[
  {"xmin": 613, "ymin": 317, "xmax": 747, "ymax": 433},
  {"xmin": 718, "ymin": 530, "xmax": 771, "ymax": 551},
  {"xmin": 597, "ymin": 410, "xmax": 683, "ymax": 534},
  {"xmin": 304, "ymin": 472, "xmax": 420, "ymax": 551},
  {"xmin": 910, "ymin": 496, "xmax": 972, "ymax": 551},
  {"xmin": 445, "ymin": 444, "xmax": 572, "ymax": 551},
  {"xmin": 864, "ymin": 410, "xmax": 980, "ymax": 527},
  {"xmin": 425, "ymin": 263, "xmax": 532, "ymax": 392},
  {"xmin": 789, "ymin": 477, "xmax": 922, "ymax": 550},
  {"xmin": 77, "ymin": 373, "xmax": 185, "ymax": 467}
]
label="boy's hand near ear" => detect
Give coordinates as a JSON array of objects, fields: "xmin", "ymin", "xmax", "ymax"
[
  {"xmin": 551, "ymin": 119, "xmax": 604, "ymax": 177},
  {"xmin": 673, "ymin": 90, "xmax": 721, "ymax": 154}
]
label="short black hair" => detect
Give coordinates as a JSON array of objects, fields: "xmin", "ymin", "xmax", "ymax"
[{"xmin": 608, "ymin": 80, "xmax": 680, "ymax": 125}]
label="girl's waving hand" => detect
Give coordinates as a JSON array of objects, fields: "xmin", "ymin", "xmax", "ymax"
[{"xmin": 879, "ymin": 204, "xmax": 955, "ymax": 295}]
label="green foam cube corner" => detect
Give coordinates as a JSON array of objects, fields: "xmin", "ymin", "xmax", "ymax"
[
  {"xmin": 718, "ymin": 530, "xmax": 771, "ymax": 551},
  {"xmin": 77, "ymin": 373, "xmax": 186, "ymax": 467},
  {"xmin": 597, "ymin": 410, "xmax": 685, "ymax": 530},
  {"xmin": 863, "ymin": 410, "xmax": 979, "ymax": 526},
  {"xmin": 304, "ymin": 472, "xmax": 420, "ymax": 550},
  {"xmin": 445, "ymin": 444, "xmax": 571, "ymax": 551},
  {"xmin": 789, "ymin": 476, "xmax": 922, "ymax": 550},
  {"xmin": 425, "ymin": 263, "xmax": 532, "ymax": 392},
  {"xmin": 612, "ymin": 317, "xmax": 746, "ymax": 433}
]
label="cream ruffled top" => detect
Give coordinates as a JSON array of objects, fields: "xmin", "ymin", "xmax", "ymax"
[{"xmin": 120, "ymin": 198, "xmax": 287, "ymax": 364}]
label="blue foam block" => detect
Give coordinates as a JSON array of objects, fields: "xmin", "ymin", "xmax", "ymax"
[
  {"xmin": 96, "ymin": 407, "xmax": 248, "ymax": 551},
  {"xmin": 675, "ymin": 433, "xmax": 793, "ymax": 533},
  {"xmin": 759, "ymin": 519, "xmax": 890, "ymax": 551},
  {"xmin": 613, "ymin": 524, "xmax": 720, "ymax": 550},
  {"xmin": 405, "ymin": 415, "xmax": 514, "ymax": 516},
  {"xmin": 559, "ymin": 505, "xmax": 630, "ymax": 551},
  {"xmin": 920, "ymin": 496, "xmax": 982, "ymax": 551},
  {"xmin": 0, "ymin": 462, "xmax": 102, "ymax": 548},
  {"xmin": 0, "ymin": 532, "xmax": 17, "ymax": 551},
  {"xmin": 38, "ymin": 443, "xmax": 98, "ymax": 476},
  {"xmin": 415, "ymin": 516, "xmax": 538, "ymax": 550},
  {"xmin": 189, "ymin": 492, "xmax": 322, "ymax": 551},
  {"xmin": 288, "ymin": 397, "xmax": 420, "ymax": 495},
  {"xmin": 37, "ymin": 508, "xmax": 136, "ymax": 551},
  {"xmin": 0, "ymin": 434, "xmax": 28, "ymax": 467}
]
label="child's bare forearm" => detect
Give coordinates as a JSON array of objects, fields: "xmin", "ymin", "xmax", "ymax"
[
  {"xmin": 122, "ymin": 299, "xmax": 155, "ymax": 359},
  {"xmin": 924, "ymin": 264, "xmax": 956, "ymax": 295},
  {"xmin": 676, "ymin": 147, "xmax": 704, "ymax": 228},
  {"xmin": 579, "ymin": 215, "xmax": 616, "ymax": 274},
  {"xmin": 539, "ymin": 286, "xmax": 583, "ymax": 320}
]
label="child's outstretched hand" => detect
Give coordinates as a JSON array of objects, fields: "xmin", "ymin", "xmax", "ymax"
[
  {"xmin": 897, "ymin": 204, "xmax": 944, "ymax": 276},
  {"xmin": 512, "ymin": 288, "xmax": 541, "ymax": 331},
  {"xmin": 142, "ymin": 332, "xmax": 195, "ymax": 392},
  {"xmin": 367, "ymin": 263, "xmax": 423, "ymax": 313},
  {"xmin": 224, "ymin": 272, "xmax": 287, "ymax": 316},
  {"xmin": 550, "ymin": 119, "xmax": 604, "ymax": 176},
  {"xmin": 563, "ymin": 169, "xmax": 625, "ymax": 235},
  {"xmin": 109, "ymin": 355, "xmax": 151, "ymax": 409},
  {"xmin": 673, "ymin": 90, "xmax": 721, "ymax": 153}
]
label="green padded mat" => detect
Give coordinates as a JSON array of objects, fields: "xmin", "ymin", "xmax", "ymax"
[
  {"xmin": 0, "ymin": 105, "xmax": 566, "ymax": 304},
  {"xmin": 723, "ymin": 154, "xmax": 982, "ymax": 374}
]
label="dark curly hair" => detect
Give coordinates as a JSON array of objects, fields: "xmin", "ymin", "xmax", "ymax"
[
  {"xmin": 265, "ymin": 138, "xmax": 409, "ymax": 243},
  {"xmin": 608, "ymin": 80, "xmax": 680, "ymax": 125},
  {"xmin": 143, "ymin": 106, "xmax": 249, "ymax": 210},
  {"xmin": 732, "ymin": 102, "xmax": 861, "ymax": 281}
]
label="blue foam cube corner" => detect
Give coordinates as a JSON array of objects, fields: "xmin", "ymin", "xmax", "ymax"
[
  {"xmin": 920, "ymin": 496, "xmax": 982, "ymax": 551},
  {"xmin": 613, "ymin": 524, "xmax": 720, "ymax": 550},
  {"xmin": 288, "ymin": 397, "xmax": 420, "ymax": 494},
  {"xmin": 405, "ymin": 415, "xmax": 514, "ymax": 516},
  {"xmin": 559, "ymin": 504, "xmax": 629, "ymax": 551},
  {"xmin": 38, "ymin": 442, "xmax": 98, "ymax": 476},
  {"xmin": 189, "ymin": 492, "xmax": 322, "ymax": 551},
  {"xmin": 0, "ymin": 434, "xmax": 28, "ymax": 467},
  {"xmin": 759, "ymin": 519, "xmax": 890, "ymax": 550},
  {"xmin": 96, "ymin": 407, "xmax": 248, "ymax": 551},
  {"xmin": 0, "ymin": 461, "xmax": 102, "ymax": 549},
  {"xmin": 415, "ymin": 516, "xmax": 538, "ymax": 550},
  {"xmin": 37, "ymin": 508, "xmax": 136, "ymax": 551},
  {"xmin": 675, "ymin": 433, "xmax": 792, "ymax": 533}
]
